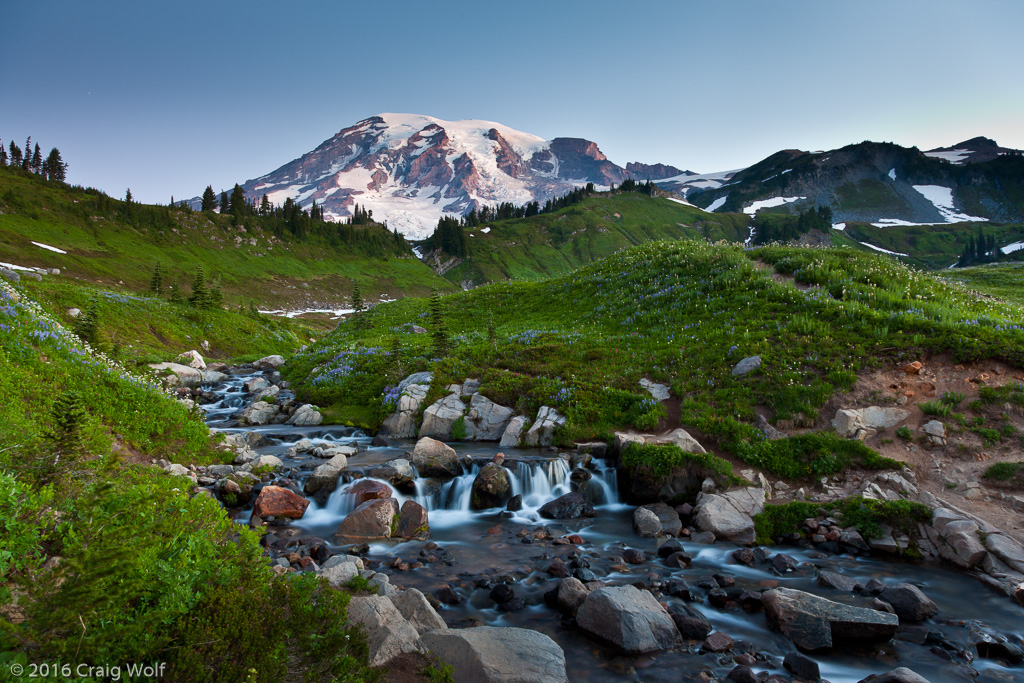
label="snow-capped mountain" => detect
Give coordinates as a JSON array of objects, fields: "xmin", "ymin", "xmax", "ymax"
[{"xmin": 235, "ymin": 113, "xmax": 674, "ymax": 239}]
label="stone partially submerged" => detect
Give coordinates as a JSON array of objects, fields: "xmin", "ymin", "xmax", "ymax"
[
  {"xmin": 692, "ymin": 487, "xmax": 765, "ymax": 545},
  {"xmin": 762, "ymin": 587, "xmax": 898, "ymax": 651},
  {"xmin": 575, "ymin": 585, "xmax": 682, "ymax": 654}
]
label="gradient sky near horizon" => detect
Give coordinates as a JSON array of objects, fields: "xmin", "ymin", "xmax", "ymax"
[{"xmin": 3, "ymin": 0, "xmax": 1022, "ymax": 204}]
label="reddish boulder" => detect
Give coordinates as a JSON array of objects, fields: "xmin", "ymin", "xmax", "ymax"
[
  {"xmin": 396, "ymin": 500, "xmax": 430, "ymax": 540},
  {"xmin": 348, "ymin": 479, "xmax": 394, "ymax": 506},
  {"xmin": 336, "ymin": 498, "xmax": 400, "ymax": 542},
  {"xmin": 252, "ymin": 486, "xmax": 309, "ymax": 519}
]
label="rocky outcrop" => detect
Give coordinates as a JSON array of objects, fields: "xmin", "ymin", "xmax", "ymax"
[
  {"xmin": 464, "ymin": 394, "xmax": 513, "ymax": 440},
  {"xmin": 730, "ymin": 355, "xmax": 762, "ymax": 376},
  {"xmin": 254, "ymin": 354, "xmax": 285, "ymax": 370},
  {"xmin": 410, "ymin": 437, "xmax": 461, "ymax": 479},
  {"xmin": 833, "ymin": 407, "xmax": 910, "ymax": 438},
  {"xmin": 575, "ymin": 585, "xmax": 682, "ymax": 654},
  {"xmin": 240, "ymin": 400, "xmax": 279, "ymax": 425},
  {"xmin": 419, "ymin": 393, "xmax": 466, "ymax": 440},
  {"xmin": 762, "ymin": 587, "xmax": 899, "ymax": 650},
  {"xmin": 418, "ymin": 626, "xmax": 569, "ymax": 683},
  {"xmin": 380, "ymin": 383, "xmax": 429, "ymax": 438},
  {"xmin": 523, "ymin": 406, "xmax": 566, "ymax": 447},
  {"xmin": 692, "ymin": 488, "xmax": 765, "ymax": 545},
  {"xmin": 389, "ymin": 587, "xmax": 446, "ymax": 633},
  {"xmin": 176, "ymin": 350, "xmax": 206, "ymax": 370},
  {"xmin": 499, "ymin": 416, "xmax": 529, "ymax": 448}
]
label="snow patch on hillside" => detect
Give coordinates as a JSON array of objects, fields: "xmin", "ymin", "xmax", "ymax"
[
  {"xmin": 832, "ymin": 223, "xmax": 846, "ymax": 231},
  {"xmin": 743, "ymin": 196, "xmax": 805, "ymax": 215},
  {"xmin": 707, "ymin": 196, "xmax": 727, "ymax": 212},
  {"xmin": 32, "ymin": 241, "xmax": 67, "ymax": 254},
  {"xmin": 854, "ymin": 240, "xmax": 908, "ymax": 257},
  {"xmin": 912, "ymin": 185, "xmax": 988, "ymax": 223},
  {"xmin": 925, "ymin": 149, "xmax": 972, "ymax": 164},
  {"xmin": 888, "ymin": 168, "xmax": 896, "ymax": 181},
  {"xmin": 1001, "ymin": 241, "xmax": 1024, "ymax": 255}
]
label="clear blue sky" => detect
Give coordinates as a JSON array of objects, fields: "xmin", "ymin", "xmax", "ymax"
[{"xmin": 3, "ymin": 0, "xmax": 1022, "ymax": 203}]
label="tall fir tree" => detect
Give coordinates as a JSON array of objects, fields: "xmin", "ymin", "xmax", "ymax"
[
  {"xmin": 229, "ymin": 184, "xmax": 246, "ymax": 219},
  {"xmin": 201, "ymin": 185, "xmax": 218, "ymax": 212},
  {"xmin": 351, "ymin": 283, "xmax": 365, "ymax": 314},
  {"xmin": 31, "ymin": 143, "xmax": 42, "ymax": 174},
  {"xmin": 169, "ymin": 278, "xmax": 183, "ymax": 304},
  {"xmin": 189, "ymin": 266, "xmax": 210, "ymax": 308},
  {"xmin": 42, "ymin": 148, "xmax": 66, "ymax": 181},
  {"xmin": 9, "ymin": 141, "xmax": 22, "ymax": 167},
  {"xmin": 149, "ymin": 262, "xmax": 163, "ymax": 295},
  {"xmin": 22, "ymin": 137, "xmax": 31, "ymax": 170},
  {"xmin": 0, "ymin": 137, "xmax": 6, "ymax": 166},
  {"xmin": 220, "ymin": 191, "xmax": 229, "ymax": 214},
  {"xmin": 72, "ymin": 299, "xmax": 100, "ymax": 346},
  {"xmin": 208, "ymin": 276, "xmax": 223, "ymax": 309}
]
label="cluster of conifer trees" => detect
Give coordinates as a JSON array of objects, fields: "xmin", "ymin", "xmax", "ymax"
[
  {"xmin": 148, "ymin": 262, "xmax": 223, "ymax": 309},
  {"xmin": 752, "ymin": 206, "xmax": 833, "ymax": 245},
  {"xmin": 957, "ymin": 228, "xmax": 1004, "ymax": 267},
  {"xmin": 0, "ymin": 135, "xmax": 67, "ymax": 181}
]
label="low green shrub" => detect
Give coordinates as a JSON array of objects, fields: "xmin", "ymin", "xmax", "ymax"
[
  {"xmin": 919, "ymin": 400, "xmax": 952, "ymax": 417},
  {"xmin": 983, "ymin": 461, "xmax": 1024, "ymax": 482},
  {"xmin": 736, "ymin": 433, "xmax": 900, "ymax": 479},
  {"xmin": 620, "ymin": 442, "xmax": 740, "ymax": 485},
  {"xmin": 754, "ymin": 497, "xmax": 931, "ymax": 545}
]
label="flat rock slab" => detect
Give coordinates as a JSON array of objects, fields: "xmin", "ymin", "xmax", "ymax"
[
  {"xmin": 418, "ymin": 626, "xmax": 568, "ymax": 683},
  {"xmin": 762, "ymin": 587, "xmax": 898, "ymax": 651}
]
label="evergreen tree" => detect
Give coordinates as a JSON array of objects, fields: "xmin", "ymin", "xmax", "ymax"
[
  {"xmin": 201, "ymin": 185, "xmax": 218, "ymax": 212},
  {"xmin": 42, "ymin": 148, "xmax": 66, "ymax": 181},
  {"xmin": 149, "ymin": 262, "xmax": 163, "ymax": 295},
  {"xmin": 230, "ymin": 184, "xmax": 246, "ymax": 219},
  {"xmin": 22, "ymin": 137, "xmax": 31, "ymax": 170},
  {"xmin": 429, "ymin": 288, "xmax": 449, "ymax": 357},
  {"xmin": 189, "ymin": 266, "xmax": 211, "ymax": 308},
  {"xmin": 125, "ymin": 188, "xmax": 133, "ymax": 203},
  {"xmin": 0, "ymin": 138, "xmax": 6, "ymax": 166},
  {"xmin": 220, "ymin": 191, "xmax": 229, "ymax": 214},
  {"xmin": 31, "ymin": 143, "xmax": 42, "ymax": 174},
  {"xmin": 208, "ymin": 276, "xmax": 223, "ymax": 309},
  {"xmin": 72, "ymin": 299, "xmax": 100, "ymax": 346},
  {"xmin": 169, "ymin": 278, "xmax": 183, "ymax": 303},
  {"xmin": 351, "ymin": 282, "xmax": 365, "ymax": 314},
  {"xmin": 259, "ymin": 194, "xmax": 271, "ymax": 215},
  {"xmin": 9, "ymin": 141, "xmax": 22, "ymax": 167}
]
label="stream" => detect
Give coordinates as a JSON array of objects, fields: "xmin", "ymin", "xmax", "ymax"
[{"xmin": 202, "ymin": 369, "xmax": 1024, "ymax": 682}]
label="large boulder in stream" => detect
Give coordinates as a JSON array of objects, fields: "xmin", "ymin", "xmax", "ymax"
[
  {"xmin": 396, "ymin": 500, "xmax": 430, "ymax": 539},
  {"xmin": 464, "ymin": 394, "xmax": 513, "ymax": 441},
  {"xmin": 252, "ymin": 486, "xmax": 309, "ymax": 520},
  {"xmin": 288, "ymin": 403, "xmax": 323, "ymax": 426},
  {"xmin": 471, "ymin": 463, "xmax": 512, "ymax": 509},
  {"xmin": 254, "ymin": 354, "xmax": 285, "ymax": 370},
  {"xmin": 539, "ymin": 492, "xmax": 596, "ymax": 520},
  {"xmin": 498, "ymin": 416, "xmax": 529, "ymax": 448},
  {"xmin": 762, "ymin": 587, "xmax": 899, "ymax": 651},
  {"xmin": 576, "ymin": 585, "xmax": 682, "ymax": 654},
  {"xmin": 858, "ymin": 668, "xmax": 932, "ymax": 683},
  {"xmin": 336, "ymin": 498, "xmax": 400, "ymax": 542},
  {"xmin": 240, "ymin": 400, "xmax": 279, "ymax": 425},
  {"xmin": 365, "ymin": 459, "xmax": 416, "ymax": 490},
  {"xmin": 418, "ymin": 626, "xmax": 569, "ymax": 683},
  {"xmin": 348, "ymin": 480, "xmax": 394, "ymax": 506},
  {"xmin": 878, "ymin": 583, "xmax": 938, "ymax": 622},
  {"xmin": 149, "ymin": 362, "xmax": 203, "ymax": 388},
  {"xmin": 410, "ymin": 437, "xmax": 461, "ymax": 479},
  {"xmin": 419, "ymin": 393, "xmax": 467, "ymax": 440}
]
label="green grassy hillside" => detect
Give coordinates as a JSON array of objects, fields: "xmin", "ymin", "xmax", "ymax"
[
  {"xmin": 0, "ymin": 166, "xmax": 454, "ymax": 308},
  {"xmin": 285, "ymin": 240, "xmax": 1024, "ymax": 478},
  {"xmin": 434, "ymin": 193, "xmax": 751, "ymax": 285},
  {"xmin": 0, "ymin": 272, "xmax": 377, "ymax": 681},
  {"xmin": 942, "ymin": 262, "xmax": 1024, "ymax": 306},
  {"xmin": 836, "ymin": 221, "xmax": 1024, "ymax": 270}
]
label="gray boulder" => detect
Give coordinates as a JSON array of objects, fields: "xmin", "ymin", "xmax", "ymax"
[
  {"xmin": 633, "ymin": 506, "xmax": 663, "ymax": 538},
  {"xmin": 365, "ymin": 458, "xmax": 416, "ymax": 490},
  {"xmin": 244, "ymin": 376, "xmax": 271, "ymax": 394},
  {"xmin": 149, "ymin": 362, "xmax": 203, "ymax": 388},
  {"xmin": 471, "ymin": 463, "xmax": 512, "ymax": 509},
  {"xmin": 288, "ymin": 404, "xmax": 323, "ymax": 426},
  {"xmin": 498, "ymin": 416, "xmax": 529, "ymax": 448},
  {"xmin": 833, "ymin": 407, "xmax": 910, "ymax": 438},
  {"xmin": 335, "ymin": 498, "xmax": 400, "ymax": 542},
  {"xmin": 410, "ymin": 437, "xmax": 461, "ymax": 479},
  {"xmin": 762, "ymin": 587, "xmax": 899, "ymax": 650},
  {"xmin": 397, "ymin": 371, "xmax": 433, "ymax": 393},
  {"xmin": 419, "ymin": 393, "xmax": 466, "ymax": 440},
  {"xmin": 389, "ymin": 588, "xmax": 447, "ymax": 633},
  {"xmin": 347, "ymin": 594, "xmax": 422, "ymax": 667},
  {"xmin": 538, "ymin": 492, "xmax": 595, "ymax": 519},
  {"xmin": 523, "ymin": 406, "xmax": 566, "ymax": 447},
  {"xmin": 556, "ymin": 577, "xmax": 590, "ymax": 616},
  {"xmin": 464, "ymin": 394, "xmax": 513, "ymax": 441},
  {"xmin": 878, "ymin": 584, "xmax": 938, "ymax": 622},
  {"xmin": 318, "ymin": 560, "xmax": 360, "ymax": 587},
  {"xmin": 693, "ymin": 488, "xmax": 765, "ymax": 544},
  {"xmin": 380, "ymin": 384, "xmax": 430, "ymax": 438},
  {"xmin": 731, "ymin": 355, "xmax": 761, "ymax": 376},
  {"xmin": 304, "ymin": 463, "xmax": 343, "ymax": 496},
  {"xmin": 639, "ymin": 378, "xmax": 671, "ymax": 401},
  {"xmin": 648, "ymin": 427, "xmax": 706, "ymax": 453},
  {"xmin": 576, "ymin": 585, "xmax": 682, "ymax": 653},
  {"xmin": 254, "ymin": 354, "xmax": 285, "ymax": 370},
  {"xmin": 418, "ymin": 626, "xmax": 568, "ymax": 683},
  {"xmin": 240, "ymin": 401, "xmax": 279, "ymax": 425},
  {"xmin": 858, "ymin": 667, "xmax": 932, "ymax": 683}
]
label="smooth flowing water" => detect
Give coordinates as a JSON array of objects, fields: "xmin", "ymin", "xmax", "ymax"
[{"xmin": 203, "ymin": 370, "xmax": 1024, "ymax": 682}]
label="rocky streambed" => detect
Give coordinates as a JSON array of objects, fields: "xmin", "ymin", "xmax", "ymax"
[{"xmin": 160, "ymin": 364, "xmax": 1024, "ymax": 683}]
